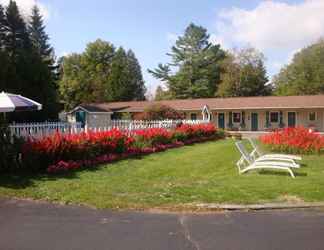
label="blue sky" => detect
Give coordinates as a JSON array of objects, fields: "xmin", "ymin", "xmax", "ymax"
[{"xmin": 3, "ymin": 0, "xmax": 323, "ymax": 96}]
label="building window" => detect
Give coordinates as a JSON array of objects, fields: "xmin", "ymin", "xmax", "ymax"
[
  {"xmin": 233, "ymin": 112, "xmax": 241, "ymax": 123},
  {"xmin": 190, "ymin": 113, "xmax": 197, "ymax": 120},
  {"xmin": 270, "ymin": 112, "xmax": 279, "ymax": 123},
  {"xmin": 309, "ymin": 112, "xmax": 316, "ymax": 121}
]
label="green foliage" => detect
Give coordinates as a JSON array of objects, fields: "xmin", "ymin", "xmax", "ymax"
[
  {"xmin": 273, "ymin": 40, "xmax": 324, "ymax": 95},
  {"xmin": 0, "ymin": 118, "xmax": 24, "ymax": 172},
  {"xmin": 149, "ymin": 23, "xmax": 226, "ymax": 99},
  {"xmin": 154, "ymin": 85, "xmax": 172, "ymax": 100},
  {"xmin": 59, "ymin": 41, "xmax": 146, "ymax": 110},
  {"xmin": 126, "ymin": 50, "xmax": 146, "ymax": 100},
  {"xmin": 28, "ymin": 6, "xmax": 54, "ymax": 65},
  {"xmin": 217, "ymin": 47, "xmax": 271, "ymax": 97},
  {"xmin": 0, "ymin": 1, "xmax": 58, "ymax": 121},
  {"xmin": 141, "ymin": 104, "xmax": 185, "ymax": 120}
]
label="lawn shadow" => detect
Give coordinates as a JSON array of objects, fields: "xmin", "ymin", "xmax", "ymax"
[
  {"xmin": 0, "ymin": 170, "xmax": 80, "ymax": 190},
  {"xmin": 258, "ymin": 170, "xmax": 307, "ymax": 177}
]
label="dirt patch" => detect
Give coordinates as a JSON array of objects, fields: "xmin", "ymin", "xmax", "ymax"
[{"xmin": 278, "ymin": 195, "xmax": 304, "ymax": 203}]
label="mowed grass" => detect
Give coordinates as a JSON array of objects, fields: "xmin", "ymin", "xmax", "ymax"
[{"xmin": 0, "ymin": 139, "xmax": 324, "ymax": 209}]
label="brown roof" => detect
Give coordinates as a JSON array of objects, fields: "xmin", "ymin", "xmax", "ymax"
[{"xmin": 79, "ymin": 95, "xmax": 324, "ymax": 113}]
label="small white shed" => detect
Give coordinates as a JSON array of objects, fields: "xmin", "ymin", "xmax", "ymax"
[{"xmin": 66, "ymin": 105, "xmax": 112, "ymax": 128}]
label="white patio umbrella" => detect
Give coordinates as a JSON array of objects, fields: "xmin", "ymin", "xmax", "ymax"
[{"xmin": 0, "ymin": 91, "xmax": 42, "ymax": 113}]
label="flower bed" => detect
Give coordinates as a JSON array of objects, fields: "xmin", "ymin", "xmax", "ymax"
[
  {"xmin": 260, "ymin": 127, "xmax": 324, "ymax": 154},
  {"xmin": 21, "ymin": 123, "xmax": 224, "ymax": 173}
]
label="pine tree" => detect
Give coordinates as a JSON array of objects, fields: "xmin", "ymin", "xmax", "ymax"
[
  {"xmin": 26, "ymin": 5, "xmax": 58, "ymax": 120},
  {"xmin": 1, "ymin": 1, "xmax": 58, "ymax": 121},
  {"xmin": 126, "ymin": 49, "xmax": 146, "ymax": 100},
  {"xmin": 28, "ymin": 5, "xmax": 54, "ymax": 65},
  {"xmin": 3, "ymin": 0, "xmax": 30, "ymax": 59},
  {"xmin": 0, "ymin": 3, "xmax": 9, "ymax": 91},
  {"xmin": 0, "ymin": 4, "xmax": 6, "ymax": 48},
  {"xmin": 149, "ymin": 23, "xmax": 226, "ymax": 99}
]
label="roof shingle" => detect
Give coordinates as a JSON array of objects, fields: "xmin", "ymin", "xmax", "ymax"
[{"xmin": 79, "ymin": 95, "xmax": 324, "ymax": 113}]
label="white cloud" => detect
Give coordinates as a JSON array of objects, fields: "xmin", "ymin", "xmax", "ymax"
[
  {"xmin": 216, "ymin": 0, "xmax": 324, "ymax": 52},
  {"xmin": 213, "ymin": 0, "xmax": 324, "ymax": 77},
  {"xmin": 0, "ymin": 0, "xmax": 50, "ymax": 20}
]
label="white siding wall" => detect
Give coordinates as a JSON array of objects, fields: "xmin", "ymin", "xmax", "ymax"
[{"xmin": 86, "ymin": 113, "xmax": 112, "ymax": 128}]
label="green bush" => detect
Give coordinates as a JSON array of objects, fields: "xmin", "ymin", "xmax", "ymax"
[{"xmin": 0, "ymin": 125, "xmax": 24, "ymax": 172}]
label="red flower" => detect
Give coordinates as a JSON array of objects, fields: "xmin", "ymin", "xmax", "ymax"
[
  {"xmin": 260, "ymin": 127, "xmax": 324, "ymax": 154},
  {"xmin": 24, "ymin": 123, "xmax": 220, "ymax": 174}
]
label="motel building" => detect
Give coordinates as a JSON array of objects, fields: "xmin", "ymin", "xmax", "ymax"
[{"xmin": 66, "ymin": 95, "xmax": 324, "ymax": 132}]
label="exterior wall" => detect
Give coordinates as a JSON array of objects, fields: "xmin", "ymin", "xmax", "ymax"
[
  {"xmin": 184, "ymin": 111, "xmax": 203, "ymax": 120},
  {"xmin": 67, "ymin": 111, "xmax": 112, "ymax": 128},
  {"xmin": 67, "ymin": 107, "xmax": 324, "ymax": 132},
  {"xmin": 210, "ymin": 109, "xmax": 324, "ymax": 132},
  {"xmin": 293, "ymin": 109, "xmax": 324, "ymax": 131},
  {"xmin": 86, "ymin": 113, "xmax": 111, "ymax": 128}
]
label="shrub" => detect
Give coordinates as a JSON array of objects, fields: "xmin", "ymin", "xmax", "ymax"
[
  {"xmin": 21, "ymin": 123, "xmax": 222, "ymax": 173},
  {"xmin": 0, "ymin": 125, "xmax": 24, "ymax": 172},
  {"xmin": 22, "ymin": 129, "xmax": 133, "ymax": 171},
  {"xmin": 140, "ymin": 104, "xmax": 185, "ymax": 120},
  {"xmin": 260, "ymin": 127, "xmax": 324, "ymax": 154},
  {"xmin": 134, "ymin": 128, "xmax": 173, "ymax": 147}
]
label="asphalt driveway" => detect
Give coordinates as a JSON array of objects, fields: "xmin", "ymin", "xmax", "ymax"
[{"xmin": 0, "ymin": 198, "xmax": 324, "ymax": 250}]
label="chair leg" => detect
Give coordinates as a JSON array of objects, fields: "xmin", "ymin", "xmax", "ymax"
[{"xmin": 287, "ymin": 168, "xmax": 295, "ymax": 178}]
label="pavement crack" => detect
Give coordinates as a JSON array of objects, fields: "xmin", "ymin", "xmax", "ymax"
[{"xmin": 178, "ymin": 215, "xmax": 201, "ymax": 250}]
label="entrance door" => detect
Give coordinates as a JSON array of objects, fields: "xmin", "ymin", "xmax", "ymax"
[
  {"xmin": 218, "ymin": 113, "xmax": 225, "ymax": 129},
  {"xmin": 76, "ymin": 111, "xmax": 86, "ymax": 128},
  {"xmin": 251, "ymin": 113, "xmax": 258, "ymax": 131},
  {"xmin": 287, "ymin": 112, "xmax": 296, "ymax": 128}
]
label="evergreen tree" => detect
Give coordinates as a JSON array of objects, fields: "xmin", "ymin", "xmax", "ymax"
[
  {"xmin": 3, "ymin": 0, "xmax": 30, "ymax": 59},
  {"xmin": 149, "ymin": 23, "xmax": 226, "ymax": 99},
  {"xmin": 126, "ymin": 49, "xmax": 146, "ymax": 100},
  {"xmin": 0, "ymin": 4, "xmax": 9, "ymax": 91},
  {"xmin": 26, "ymin": 5, "xmax": 58, "ymax": 120},
  {"xmin": 0, "ymin": 1, "xmax": 58, "ymax": 121},
  {"xmin": 28, "ymin": 5, "xmax": 54, "ymax": 65},
  {"xmin": 217, "ymin": 47, "xmax": 271, "ymax": 97},
  {"xmin": 0, "ymin": 4, "xmax": 6, "ymax": 48}
]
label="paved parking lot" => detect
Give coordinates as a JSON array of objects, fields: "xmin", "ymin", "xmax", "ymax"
[{"xmin": 1, "ymin": 198, "xmax": 324, "ymax": 250}]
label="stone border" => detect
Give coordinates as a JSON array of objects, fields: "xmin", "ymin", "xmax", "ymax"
[{"xmin": 196, "ymin": 202, "xmax": 324, "ymax": 211}]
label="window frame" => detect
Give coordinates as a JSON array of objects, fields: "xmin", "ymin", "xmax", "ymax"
[
  {"xmin": 190, "ymin": 113, "xmax": 197, "ymax": 120},
  {"xmin": 308, "ymin": 111, "xmax": 317, "ymax": 122},
  {"xmin": 270, "ymin": 111, "xmax": 279, "ymax": 123},
  {"xmin": 232, "ymin": 112, "xmax": 241, "ymax": 124}
]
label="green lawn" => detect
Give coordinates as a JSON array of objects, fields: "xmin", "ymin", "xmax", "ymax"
[{"xmin": 0, "ymin": 139, "xmax": 324, "ymax": 209}]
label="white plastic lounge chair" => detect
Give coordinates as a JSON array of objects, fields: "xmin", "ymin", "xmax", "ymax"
[
  {"xmin": 235, "ymin": 141, "xmax": 299, "ymax": 178},
  {"xmin": 248, "ymin": 138, "xmax": 302, "ymax": 163}
]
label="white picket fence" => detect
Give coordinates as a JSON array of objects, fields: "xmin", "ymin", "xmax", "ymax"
[
  {"xmin": 9, "ymin": 122, "xmax": 82, "ymax": 139},
  {"xmin": 104, "ymin": 119, "xmax": 207, "ymax": 131},
  {"xmin": 9, "ymin": 119, "xmax": 208, "ymax": 139}
]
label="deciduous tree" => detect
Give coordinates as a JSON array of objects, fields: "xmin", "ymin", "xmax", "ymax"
[
  {"xmin": 217, "ymin": 47, "xmax": 271, "ymax": 97},
  {"xmin": 273, "ymin": 39, "xmax": 324, "ymax": 95}
]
